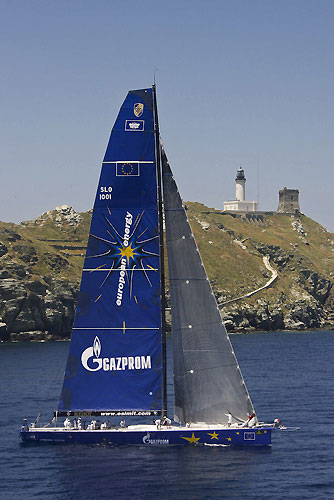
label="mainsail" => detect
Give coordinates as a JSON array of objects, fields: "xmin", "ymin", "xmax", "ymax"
[
  {"xmin": 161, "ymin": 147, "xmax": 254, "ymax": 424},
  {"xmin": 58, "ymin": 88, "xmax": 163, "ymax": 416}
]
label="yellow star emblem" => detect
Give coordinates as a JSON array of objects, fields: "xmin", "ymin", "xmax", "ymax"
[
  {"xmin": 117, "ymin": 243, "xmax": 138, "ymax": 264},
  {"xmin": 226, "ymin": 437, "xmax": 232, "ymax": 442},
  {"xmin": 207, "ymin": 431, "xmax": 219, "ymax": 440},
  {"xmin": 181, "ymin": 432, "xmax": 200, "ymax": 444}
]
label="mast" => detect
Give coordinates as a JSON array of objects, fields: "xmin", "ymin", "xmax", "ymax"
[{"xmin": 152, "ymin": 84, "xmax": 167, "ymax": 417}]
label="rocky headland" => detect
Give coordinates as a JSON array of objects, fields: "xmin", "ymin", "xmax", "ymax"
[{"xmin": 1, "ymin": 203, "xmax": 334, "ymax": 341}]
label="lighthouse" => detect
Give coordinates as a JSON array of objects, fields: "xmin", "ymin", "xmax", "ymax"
[
  {"xmin": 224, "ymin": 167, "xmax": 258, "ymax": 212},
  {"xmin": 235, "ymin": 167, "xmax": 246, "ymax": 201}
]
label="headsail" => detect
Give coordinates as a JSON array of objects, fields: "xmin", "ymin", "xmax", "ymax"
[
  {"xmin": 161, "ymin": 147, "xmax": 254, "ymax": 424},
  {"xmin": 58, "ymin": 89, "xmax": 163, "ymax": 417}
]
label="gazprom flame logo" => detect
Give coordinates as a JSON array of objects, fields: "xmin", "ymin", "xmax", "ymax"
[
  {"xmin": 81, "ymin": 336, "xmax": 102, "ymax": 372},
  {"xmin": 81, "ymin": 336, "xmax": 152, "ymax": 372}
]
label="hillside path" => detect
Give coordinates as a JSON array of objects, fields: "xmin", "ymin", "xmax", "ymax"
[{"xmin": 218, "ymin": 256, "xmax": 278, "ymax": 307}]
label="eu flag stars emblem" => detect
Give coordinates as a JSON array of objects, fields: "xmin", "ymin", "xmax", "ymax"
[
  {"xmin": 116, "ymin": 162, "xmax": 140, "ymax": 176},
  {"xmin": 134, "ymin": 103, "xmax": 144, "ymax": 117}
]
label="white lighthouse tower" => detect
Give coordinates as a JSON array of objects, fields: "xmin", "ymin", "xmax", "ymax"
[
  {"xmin": 224, "ymin": 167, "xmax": 258, "ymax": 212},
  {"xmin": 235, "ymin": 167, "xmax": 246, "ymax": 201}
]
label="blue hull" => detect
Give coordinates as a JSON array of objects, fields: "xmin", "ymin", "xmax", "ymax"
[{"xmin": 20, "ymin": 427, "xmax": 271, "ymax": 446}]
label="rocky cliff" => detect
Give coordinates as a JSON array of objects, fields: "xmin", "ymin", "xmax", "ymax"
[
  {"xmin": 0, "ymin": 206, "xmax": 90, "ymax": 341},
  {"xmin": 1, "ymin": 203, "xmax": 333, "ymax": 341}
]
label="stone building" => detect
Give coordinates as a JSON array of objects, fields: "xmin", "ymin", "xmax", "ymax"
[{"xmin": 277, "ymin": 187, "xmax": 300, "ymax": 214}]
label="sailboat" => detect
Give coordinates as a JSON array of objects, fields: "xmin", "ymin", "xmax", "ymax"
[{"xmin": 20, "ymin": 86, "xmax": 273, "ymax": 446}]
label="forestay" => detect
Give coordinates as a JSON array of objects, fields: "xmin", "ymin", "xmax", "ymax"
[
  {"xmin": 161, "ymin": 147, "xmax": 254, "ymax": 424},
  {"xmin": 58, "ymin": 89, "xmax": 163, "ymax": 416}
]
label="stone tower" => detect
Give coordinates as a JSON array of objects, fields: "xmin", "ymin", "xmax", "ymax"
[{"xmin": 277, "ymin": 187, "xmax": 300, "ymax": 214}]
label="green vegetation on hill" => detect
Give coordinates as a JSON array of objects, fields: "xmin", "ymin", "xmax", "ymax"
[{"xmin": 0, "ymin": 202, "xmax": 333, "ymax": 340}]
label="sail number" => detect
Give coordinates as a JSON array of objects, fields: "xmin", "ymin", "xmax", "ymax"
[{"xmin": 100, "ymin": 186, "xmax": 113, "ymax": 200}]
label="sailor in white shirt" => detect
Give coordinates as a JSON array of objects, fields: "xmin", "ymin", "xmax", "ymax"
[{"xmin": 225, "ymin": 412, "xmax": 233, "ymax": 427}]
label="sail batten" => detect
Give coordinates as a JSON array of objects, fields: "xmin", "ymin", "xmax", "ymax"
[{"xmin": 161, "ymin": 147, "xmax": 254, "ymax": 425}]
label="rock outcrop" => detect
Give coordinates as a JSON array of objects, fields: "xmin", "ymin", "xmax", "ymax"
[
  {"xmin": 0, "ymin": 277, "xmax": 77, "ymax": 341},
  {"xmin": 0, "ymin": 206, "xmax": 84, "ymax": 341}
]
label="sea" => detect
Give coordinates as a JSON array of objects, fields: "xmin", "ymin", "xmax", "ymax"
[{"xmin": 1, "ymin": 330, "xmax": 334, "ymax": 500}]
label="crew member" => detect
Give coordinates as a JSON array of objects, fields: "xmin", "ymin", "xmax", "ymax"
[
  {"xmin": 64, "ymin": 418, "xmax": 71, "ymax": 430},
  {"xmin": 247, "ymin": 413, "xmax": 257, "ymax": 427},
  {"xmin": 225, "ymin": 412, "xmax": 233, "ymax": 427},
  {"xmin": 273, "ymin": 418, "xmax": 281, "ymax": 428},
  {"xmin": 161, "ymin": 416, "xmax": 172, "ymax": 427}
]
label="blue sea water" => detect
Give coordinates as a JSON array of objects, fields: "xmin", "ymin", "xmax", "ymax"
[{"xmin": 1, "ymin": 330, "xmax": 334, "ymax": 500}]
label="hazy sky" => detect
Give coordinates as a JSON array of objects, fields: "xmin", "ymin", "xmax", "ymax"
[{"xmin": 1, "ymin": 0, "xmax": 334, "ymax": 230}]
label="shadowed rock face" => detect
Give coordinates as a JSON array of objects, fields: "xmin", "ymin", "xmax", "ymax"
[
  {"xmin": 13, "ymin": 244, "xmax": 38, "ymax": 264},
  {"xmin": 0, "ymin": 278, "xmax": 78, "ymax": 341}
]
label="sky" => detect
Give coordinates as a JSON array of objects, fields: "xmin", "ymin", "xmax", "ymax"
[{"xmin": 1, "ymin": 0, "xmax": 334, "ymax": 230}]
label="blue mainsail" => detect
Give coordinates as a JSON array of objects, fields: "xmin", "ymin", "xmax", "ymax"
[{"xmin": 58, "ymin": 88, "xmax": 163, "ymax": 416}]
